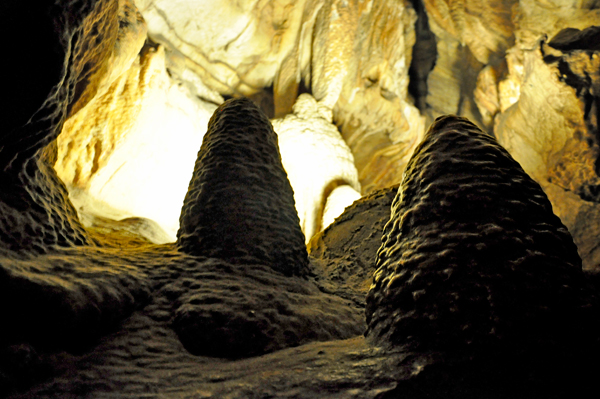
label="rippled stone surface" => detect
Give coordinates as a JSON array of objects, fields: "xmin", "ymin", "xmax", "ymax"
[
  {"xmin": 177, "ymin": 97, "xmax": 308, "ymax": 277},
  {"xmin": 366, "ymin": 115, "xmax": 593, "ymax": 360}
]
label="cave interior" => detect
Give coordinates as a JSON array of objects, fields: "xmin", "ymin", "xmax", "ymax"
[{"xmin": 1, "ymin": 0, "xmax": 600, "ymax": 398}]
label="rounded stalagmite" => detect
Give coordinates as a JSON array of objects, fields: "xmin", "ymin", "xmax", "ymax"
[
  {"xmin": 177, "ymin": 97, "xmax": 308, "ymax": 276},
  {"xmin": 366, "ymin": 115, "xmax": 591, "ymax": 358}
]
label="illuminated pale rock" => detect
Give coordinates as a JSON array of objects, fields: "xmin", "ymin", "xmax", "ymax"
[
  {"xmin": 320, "ymin": 184, "xmax": 362, "ymax": 232},
  {"xmin": 366, "ymin": 115, "xmax": 593, "ymax": 361},
  {"xmin": 416, "ymin": 0, "xmax": 600, "ymax": 270},
  {"xmin": 474, "ymin": 65, "xmax": 501, "ymax": 127},
  {"xmin": 316, "ymin": 0, "xmax": 425, "ymax": 193},
  {"xmin": 420, "ymin": 0, "xmax": 517, "ymax": 132},
  {"xmin": 69, "ymin": 0, "xmax": 148, "ymax": 118},
  {"xmin": 421, "ymin": 8, "xmax": 486, "ymax": 128},
  {"xmin": 0, "ymin": 0, "xmax": 141, "ymax": 253},
  {"xmin": 135, "ymin": 0, "xmax": 425, "ymax": 193},
  {"xmin": 272, "ymin": 94, "xmax": 360, "ymax": 242},
  {"xmin": 56, "ymin": 46, "xmax": 217, "ymax": 242},
  {"xmin": 498, "ymin": 50, "xmax": 523, "ymax": 112},
  {"xmin": 422, "ymin": 0, "xmax": 516, "ymax": 66},
  {"xmin": 134, "ymin": 0, "xmax": 320, "ymax": 104},
  {"xmin": 495, "ymin": 10, "xmax": 600, "ymax": 268}
]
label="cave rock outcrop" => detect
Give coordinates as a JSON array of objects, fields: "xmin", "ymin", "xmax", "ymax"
[{"xmin": 366, "ymin": 115, "xmax": 595, "ymax": 363}]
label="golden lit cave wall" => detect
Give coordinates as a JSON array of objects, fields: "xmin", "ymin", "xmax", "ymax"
[
  {"xmin": 54, "ymin": 0, "xmax": 423, "ymax": 244},
  {"xmin": 53, "ymin": 0, "xmax": 600, "ymax": 269}
]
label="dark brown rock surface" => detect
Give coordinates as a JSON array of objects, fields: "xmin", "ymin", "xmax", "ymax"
[
  {"xmin": 178, "ymin": 98, "xmax": 309, "ymax": 277},
  {"xmin": 366, "ymin": 115, "xmax": 595, "ymax": 360},
  {"xmin": 308, "ymin": 186, "xmax": 397, "ymax": 306}
]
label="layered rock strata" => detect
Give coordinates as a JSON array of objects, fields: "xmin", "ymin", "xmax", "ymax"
[{"xmin": 366, "ymin": 115, "xmax": 594, "ymax": 360}]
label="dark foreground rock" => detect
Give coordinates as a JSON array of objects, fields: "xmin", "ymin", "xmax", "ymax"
[
  {"xmin": 177, "ymin": 97, "xmax": 309, "ymax": 277},
  {"xmin": 366, "ymin": 114, "xmax": 599, "ymax": 375}
]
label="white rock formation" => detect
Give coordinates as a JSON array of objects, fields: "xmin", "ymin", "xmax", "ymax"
[
  {"xmin": 134, "ymin": 0, "xmax": 318, "ymax": 101},
  {"xmin": 321, "ymin": 184, "xmax": 362, "ymax": 231},
  {"xmin": 272, "ymin": 94, "xmax": 361, "ymax": 242}
]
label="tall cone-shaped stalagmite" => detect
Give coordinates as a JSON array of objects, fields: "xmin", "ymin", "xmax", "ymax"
[
  {"xmin": 177, "ymin": 97, "xmax": 308, "ymax": 276},
  {"xmin": 366, "ymin": 115, "xmax": 594, "ymax": 358}
]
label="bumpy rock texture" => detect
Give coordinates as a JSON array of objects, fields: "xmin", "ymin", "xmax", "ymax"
[
  {"xmin": 417, "ymin": 0, "xmax": 600, "ymax": 270},
  {"xmin": 309, "ymin": 186, "xmax": 397, "ymax": 306},
  {"xmin": 0, "ymin": 0, "xmax": 150, "ymax": 383},
  {"xmin": 177, "ymin": 97, "xmax": 309, "ymax": 277},
  {"xmin": 0, "ymin": 0, "xmax": 129, "ymax": 253},
  {"xmin": 0, "ymin": 1, "xmax": 363, "ymax": 395},
  {"xmin": 366, "ymin": 116, "xmax": 595, "ymax": 360}
]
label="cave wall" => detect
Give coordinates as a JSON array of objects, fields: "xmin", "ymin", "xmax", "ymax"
[{"xmin": 49, "ymin": 0, "xmax": 600, "ymax": 263}]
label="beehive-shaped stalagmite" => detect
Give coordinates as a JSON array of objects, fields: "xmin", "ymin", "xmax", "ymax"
[
  {"xmin": 366, "ymin": 115, "xmax": 591, "ymax": 357},
  {"xmin": 178, "ymin": 97, "xmax": 308, "ymax": 276}
]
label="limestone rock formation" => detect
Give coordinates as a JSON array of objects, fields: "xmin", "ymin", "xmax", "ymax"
[
  {"xmin": 177, "ymin": 97, "xmax": 309, "ymax": 277},
  {"xmin": 0, "ymin": 0, "xmax": 136, "ymax": 253},
  {"xmin": 1, "ymin": 1, "xmax": 364, "ymax": 391},
  {"xmin": 415, "ymin": 0, "xmax": 600, "ymax": 272},
  {"xmin": 56, "ymin": 45, "xmax": 217, "ymax": 241},
  {"xmin": 4, "ymin": 0, "xmax": 600, "ymax": 397},
  {"xmin": 320, "ymin": 184, "xmax": 362, "ymax": 231},
  {"xmin": 495, "ymin": 20, "xmax": 600, "ymax": 269},
  {"xmin": 135, "ymin": 0, "xmax": 318, "ymax": 102},
  {"xmin": 168, "ymin": 257, "xmax": 363, "ymax": 359},
  {"xmin": 423, "ymin": 0, "xmax": 516, "ymax": 66},
  {"xmin": 135, "ymin": 0, "xmax": 425, "ymax": 193},
  {"xmin": 0, "ymin": 0, "xmax": 150, "ymax": 376},
  {"xmin": 366, "ymin": 116, "xmax": 594, "ymax": 362},
  {"xmin": 272, "ymin": 94, "xmax": 361, "ymax": 242},
  {"xmin": 309, "ymin": 186, "xmax": 398, "ymax": 306},
  {"xmin": 419, "ymin": 0, "xmax": 516, "ymax": 130},
  {"xmin": 316, "ymin": 0, "xmax": 426, "ymax": 193}
]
